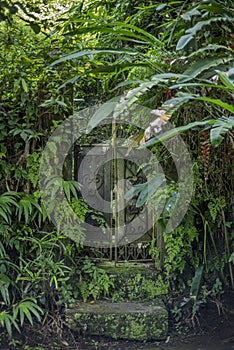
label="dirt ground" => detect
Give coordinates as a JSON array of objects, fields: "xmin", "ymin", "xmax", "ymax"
[{"xmin": 1, "ymin": 291, "xmax": 234, "ymax": 350}]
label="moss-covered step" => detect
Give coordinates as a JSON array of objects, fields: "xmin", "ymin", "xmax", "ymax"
[
  {"xmin": 66, "ymin": 300, "xmax": 168, "ymax": 341},
  {"xmin": 97, "ymin": 261, "xmax": 169, "ymax": 301}
]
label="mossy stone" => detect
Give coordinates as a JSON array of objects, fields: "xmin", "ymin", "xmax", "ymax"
[
  {"xmin": 66, "ymin": 300, "xmax": 168, "ymax": 341},
  {"xmin": 97, "ymin": 262, "xmax": 169, "ymax": 301}
]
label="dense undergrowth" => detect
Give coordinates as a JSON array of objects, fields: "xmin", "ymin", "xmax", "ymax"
[{"xmin": 0, "ymin": 0, "xmax": 234, "ymax": 344}]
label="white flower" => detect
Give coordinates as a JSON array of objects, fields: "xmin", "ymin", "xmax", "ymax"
[
  {"xmin": 151, "ymin": 109, "xmax": 166, "ymax": 117},
  {"xmin": 144, "ymin": 112, "xmax": 169, "ymax": 140}
]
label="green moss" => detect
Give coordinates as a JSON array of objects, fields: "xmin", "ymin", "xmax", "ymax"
[
  {"xmin": 66, "ymin": 300, "xmax": 168, "ymax": 341},
  {"xmin": 67, "ymin": 263, "xmax": 169, "ymax": 341},
  {"xmin": 109, "ymin": 269, "xmax": 169, "ymax": 301}
]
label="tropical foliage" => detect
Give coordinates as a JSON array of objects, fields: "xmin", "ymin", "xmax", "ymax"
[{"xmin": 0, "ymin": 0, "xmax": 233, "ymax": 342}]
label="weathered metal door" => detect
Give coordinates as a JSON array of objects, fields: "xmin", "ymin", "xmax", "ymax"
[{"xmin": 74, "ymin": 142, "xmax": 154, "ymax": 262}]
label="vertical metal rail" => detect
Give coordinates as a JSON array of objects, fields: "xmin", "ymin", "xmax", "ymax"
[{"xmin": 111, "ymin": 120, "xmax": 117, "ymax": 263}]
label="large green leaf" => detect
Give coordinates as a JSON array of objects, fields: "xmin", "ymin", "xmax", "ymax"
[
  {"xmin": 16, "ymin": 194, "xmax": 42, "ymax": 224},
  {"xmin": 120, "ymin": 22, "xmax": 161, "ymax": 44},
  {"xmin": 124, "ymin": 173, "xmax": 166, "ymax": 208},
  {"xmin": 164, "ymin": 91, "xmax": 234, "ymax": 116},
  {"xmin": 160, "ymin": 191, "xmax": 179, "ymax": 229},
  {"xmin": 62, "ymin": 180, "xmax": 80, "ymax": 202},
  {"xmin": 151, "ymin": 73, "xmax": 187, "ymax": 82},
  {"xmin": 164, "ymin": 94, "xmax": 197, "ymax": 114},
  {"xmin": 190, "ymin": 265, "xmax": 204, "ymax": 300},
  {"xmin": 216, "ymin": 70, "xmax": 234, "ymax": 91},
  {"xmin": 176, "ymin": 34, "xmax": 194, "ymax": 51},
  {"xmin": 13, "ymin": 298, "xmax": 43, "ymax": 327},
  {"xmin": 89, "ymin": 62, "xmax": 150, "ymax": 74},
  {"xmin": 178, "ymin": 57, "xmax": 230, "ymax": 83},
  {"xmin": 49, "ymin": 49, "xmax": 138, "ymax": 67},
  {"xmin": 110, "ymin": 79, "xmax": 146, "ymax": 92},
  {"xmin": 124, "ymin": 182, "xmax": 146, "ymax": 202},
  {"xmin": 180, "ymin": 7, "xmax": 200, "ymax": 21},
  {"xmin": 86, "ymin": 99, "xmax": 119, "ymax": 133},
  {"xmin": 136, "ymin": 174, "xmax": 166, "ymax": 207},
  {"xmin": 169, "ymin": 81, "xmax": 229, "ymax": 91},
  {"xmin": 188, "ymin": 44, "xmax": 232, "ymax": 58},
  {"xmin": 64, "ymin": 22, "xmax": 161, "ymax": 45},
  {"xmin": 113, "ymin": 80, "xmax": 156, "ymax": 119},
  {"xmin": 198, "ymin": 97, "xmax": 234, "ymax": 114},
  {"xmin": 227, "ymin": 68, "xmax": 234, "ymax": 81},
  {"xmin": 186, "ymin": 17, "xmax": 234, "ymax": 36},
  {"xmin": 0, "ymin": 273, "xmax": 11, "ymax": 305},
  {"xmin": 200, "ymin": 2, "xmax": 234, "ymax": 15},
  {"xmin": 0, "ymin": 311, "xmax": 20, "ymax": 337},
  {"xmin": 17, "ymin": 197, "xmax": 32, "ymax": 223},
  {"xmin": 210, "ymin": 116, "xmax": 234, "ymax": 147},
  {"xmin": 143, "ymin": 120, "xmax": 215, "ymax": 148},
  {"xmin": 143, "ymin": 115, "xmax": 233, "ymax": 150},
  {"xmin": 0, "ymin": 192, "xmax": 19, "ymax": 223}
]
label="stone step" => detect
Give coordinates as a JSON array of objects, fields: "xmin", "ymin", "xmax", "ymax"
[
  {"xmin": 66, "ymin": 300, "xmax": 168, "ymax": 341},
  {"xmin": 97, "ymin": 261, "xmax": 168, "ymax": 301}
]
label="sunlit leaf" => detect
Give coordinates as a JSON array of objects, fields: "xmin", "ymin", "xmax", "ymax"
[
  {"xmin": 176, "ymin": 34, "xmax": 194, "ymax": 51},
  {"xmin": 49, "ymin": 49, "xmax": 138, "ymax": 67}
]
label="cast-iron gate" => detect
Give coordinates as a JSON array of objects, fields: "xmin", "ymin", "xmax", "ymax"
[{"xmin": 74, "ymin": 142, "xmax": 155, "ymax": 262}]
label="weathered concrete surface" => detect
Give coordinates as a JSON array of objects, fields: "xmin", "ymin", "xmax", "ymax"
[{"xmin": 66, "ymin": 300, "xmax": 168, "ymax": 341}]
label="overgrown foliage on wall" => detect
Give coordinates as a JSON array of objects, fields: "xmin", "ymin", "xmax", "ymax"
[{"xmin": 0, "ymin": 0, "xmax": 233, "ymax": 340}]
